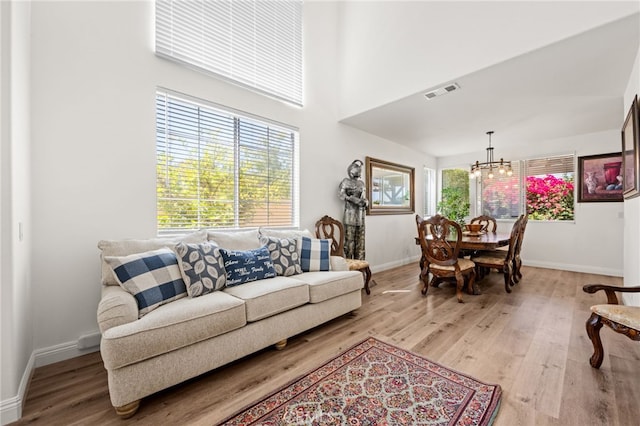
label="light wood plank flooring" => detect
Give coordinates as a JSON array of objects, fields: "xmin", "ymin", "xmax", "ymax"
[{"xmin": 10, "ymin": 264, "xmax": 640, "ymax": 425}]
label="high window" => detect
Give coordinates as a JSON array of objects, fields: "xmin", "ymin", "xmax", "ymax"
[
  {"xmin": 475, "ymin": 154, "xmax": 574, "ymax": 222},
  {"xmin": 155, "ymin": 0, "xmax": 303, "ymax": 106},
  {"xmin": 156, "ymin": 90, "xmax": 299, "ymax": 235}
]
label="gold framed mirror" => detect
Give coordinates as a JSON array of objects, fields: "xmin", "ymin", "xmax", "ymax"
[{"xmin": 365, "ymin": 157, "xmax": 415, "ymax": 215}]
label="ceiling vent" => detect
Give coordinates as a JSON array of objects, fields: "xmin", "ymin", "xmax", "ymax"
[{"xmin": 424, "ymin": 82, "xmax": 460, "ymax": 100}]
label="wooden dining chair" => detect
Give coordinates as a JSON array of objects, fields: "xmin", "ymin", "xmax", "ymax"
[
  {"xmin": 315, "ymin": 215, "xmax": 371, "ymax": 294},
  {"xmin": 470, "ymin": 215, "xmax": 497, "ymax": 233},
  {"xmin": 511, "ymin": 214, "xmax": 528, "ymax": 284},
  {"xmin": 470, "ymin": 215, "xmax": 523, "ymax": 293},
  {"xmin": 583, "ymin": 284, "xmax": 640, "ymax": 368},
  {"xmin": 418, "ymin": 215, "xmax": 476, "ymax": 303}
]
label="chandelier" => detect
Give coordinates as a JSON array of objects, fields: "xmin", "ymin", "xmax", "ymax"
[{"xmin": 470, "ymin": 131, "xmax": 512, "ymax": 179}]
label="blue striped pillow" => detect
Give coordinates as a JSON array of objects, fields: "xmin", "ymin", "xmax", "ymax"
[
  {"xmin": 300, "ymin": 237, "xmax": 331, "ymax": 272},
  {"xmin": 104, "ymin": 247, "xmax": 187, "ymax": 317}
]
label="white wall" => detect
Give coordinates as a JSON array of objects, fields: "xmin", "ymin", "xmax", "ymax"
[
  {"xmin": 0, "ymin": 1, "xmax": 33, "ymax": 424},
  {"xmin": 438, "ymin": 129, "xmax": 625, "ymax": 276},
  {"xmin": 623, "ymin": 42, "xmax": 640, "ymax": 306},
  {"xmin": 337, "ymin": 1, "xmax": 640, "ymax": 119},
  {"xmin": 27, "ymin": 0, "xmax": 430, "ymax": 362}
]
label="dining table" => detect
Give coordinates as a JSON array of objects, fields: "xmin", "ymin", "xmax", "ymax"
[{"xmin": 415, "ymin": 231, "xmax": 512, "ymax": 295}]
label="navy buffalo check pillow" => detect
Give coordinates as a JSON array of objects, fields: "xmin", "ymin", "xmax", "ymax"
[
  {"xmin": 219, "ymin": 246, "xmax": 277, "ymax": 286},
  {"xmin": 104, "ymin": 247, "xmax": 187, "ymax": 317},
  {"xmin": 300, "ymin": 237, "xmax": 331, "ymax": 272}
]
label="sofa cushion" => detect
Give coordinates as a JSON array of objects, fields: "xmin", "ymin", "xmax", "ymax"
[
  {"xmin": 220, "ymin": 246, "xmax": 277, "ymax": 286},
  {"xmin": 300, "ymin": 237, "xmax": 331, "ymax": 272},
  {"xmin": 100, "ymin": 291, "xmax": 246, "ymax": 369},
  {"xmin": 222, "ymin": 276, "xmax": 309, "ymax": 322},
  {"xmin": 174, "ymin": 242, "xmax": 227, "ymax": 297},
  {"xmin": 260, "ymin": 236, "xmax": 302, "ymax": 277},
  {"xmin": 296, "ymin": 271, "xmax": 364, "ymax": 303},
  {"xmin": 98, "ymin": 230, "xmax": 208, "ymax": 286},
  {"xmin": 104, "ymin": 248, "xmax": 187, "ymax": 318},
  {"xmin": 207, "ymin": 228, "xmax": 260, "ymax": 250}
]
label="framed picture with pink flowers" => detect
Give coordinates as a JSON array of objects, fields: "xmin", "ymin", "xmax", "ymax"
[{"xmin": 577, "ymin": 152, "xmax": 624, "ymax": 202}]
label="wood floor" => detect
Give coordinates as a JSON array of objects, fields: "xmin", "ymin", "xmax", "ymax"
[{"xmin": 11, "ymin": 264, "xmax": 640, "ymax": 426}]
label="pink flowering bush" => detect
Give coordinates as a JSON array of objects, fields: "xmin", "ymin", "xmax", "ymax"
[{"xmin": 526, "ymin": 174, "xmax": 574, "ymax": 220}]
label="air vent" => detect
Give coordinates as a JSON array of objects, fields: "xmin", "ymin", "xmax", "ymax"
[{"xmin": 424, "ymin": 82, "xmax": 460, "ymax": 100}]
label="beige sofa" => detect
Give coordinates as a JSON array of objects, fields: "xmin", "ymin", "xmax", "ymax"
[{"xmin": 96, "ymin": 228, "xmax": 363, "ymax": 418}]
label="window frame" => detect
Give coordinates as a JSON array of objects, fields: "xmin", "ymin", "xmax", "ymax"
[{"xmin": 155, "ymin": 89, "xmax": 300, "ymax": 236}]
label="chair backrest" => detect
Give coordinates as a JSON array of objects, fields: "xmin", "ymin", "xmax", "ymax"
[
  {"xmin": 415, "ymin": 214, "xmax": 427, "ymax": 253},
  {"xmin": 419, "ymin": 215, "xmax": 462, "ymax": 267},
  {"xmin": 504, "ymin": 215, "xmax": 524, "ymax": 260},
  {"xmin": 513, "ymin": 214, "xmax": 528, "ymax": 256},
  {"xmin": 470, "ymin": 215, "xmax": 497, "ymax": 233},
  {"xmin": 315, "ymin": 215, "xmax": 345, "ymax": 257}
]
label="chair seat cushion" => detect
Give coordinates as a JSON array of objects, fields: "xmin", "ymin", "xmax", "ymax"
[
  {"xmin": 346, "ymin": 259, "xmax": 369, "ymax": 270},
  {"xmin": 591, "ymin": 304, "xmax": 640, "ymax": 330},
  {"xmin": 429, "ymin": 258, "xmax": 475, "ymax": 272},
  {"xmin": 471, "ymin": 252, "xmax": 507, "ymax": 266}
]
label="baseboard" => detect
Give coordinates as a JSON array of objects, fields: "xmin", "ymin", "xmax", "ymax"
[
  {"xmin": 522, "ymin": 260, "xmax": 623, "ymax": 277},
  {"xmin": 34, "ymin": 333, "xmax": 101, "ymax": 368},
  {"xmin": 0, "ymin": 332, "xmax": 101, "ymax": 425},
  {"xmin": 0, "ymin": 351, "xmax": 34, "ymax": 425},
  {"xmin": 370, "ymin": 255, "xmax": 421, "ymax": 274}
]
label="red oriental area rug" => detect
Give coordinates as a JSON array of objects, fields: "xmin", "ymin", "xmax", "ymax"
[{"xmin": 221, "ymin": 337, "xmax": 502, "ymax": 425}]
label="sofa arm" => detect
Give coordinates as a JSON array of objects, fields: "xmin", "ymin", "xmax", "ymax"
[
  {"xmin": 97, "ymin": 285, "xmax": 138, "ymax": 334},
  {"xmin": 330, "ymin": 256, "xmax": 349, "ymax": 271}
]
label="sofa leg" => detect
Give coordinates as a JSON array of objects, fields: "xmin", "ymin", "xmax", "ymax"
[
  {"xmin": 115, "ymin": 400, "xmax": 140, "ymax": 419},
  {"xmin": 274, "ymin": 339, "xmax": 288, "ymax": 350}
]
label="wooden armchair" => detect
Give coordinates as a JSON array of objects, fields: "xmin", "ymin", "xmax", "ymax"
[
  {"xmin": 470, "ymin": 215, "xmax": 497, "ymax": 233},
  {"xmin": 418, "ymin": 215, "xmax": 476, "ymax": 303},
  {"xmin": 512, "ymin": 214, "xmax": 528, "ymax": 284},
  {"xmin": 583, "ymin": 284, "xmax": 640, "ymax": 368},
  {"xmin": 315, "ymin": 215, "xmax": 371, "ymax": 294}
]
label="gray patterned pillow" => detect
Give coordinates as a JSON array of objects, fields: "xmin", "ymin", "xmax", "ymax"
[
  {"xmin": 260, "ymin": 236, "xmax": 302, "ymax": 276},
  {"xmin": 174, "ymin": 242, "xmax": 227, "ymax": 297}
]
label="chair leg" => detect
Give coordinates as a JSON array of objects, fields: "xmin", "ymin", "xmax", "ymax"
[
  {"xmin": 455, "ymin": 271, "xmax": 464, "ymax": 303},
  {"xmin": 503, "ymin": 265, "xmax": 512, "ymax": 294},
  {"xmin": 362, "ymin": 267, "xmax": 371, "ymax": 295},
  {"xmin": 586, "ymin": 312, "xmax": 605, "ymax": 368},
  {"xmin": 420, "ymin": 267, "xmax": 430, "ymax": 295}
]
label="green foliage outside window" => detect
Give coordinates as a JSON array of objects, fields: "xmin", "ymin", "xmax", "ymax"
[{"xmin": 438, "ymin": 169, "xmax": 470, "ymax": 225}]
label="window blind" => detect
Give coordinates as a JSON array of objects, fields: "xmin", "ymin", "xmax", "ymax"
[
  {"xmin": 155, "ymin": 0, "xmax": 303, "ymax": 106},
  {"xmin": 525, "ymin": 155, "xmax": 574, "ymax": 176},
  {"xmin": 156, "ymin": 90, "xmax": 299, "ymax": 235}
]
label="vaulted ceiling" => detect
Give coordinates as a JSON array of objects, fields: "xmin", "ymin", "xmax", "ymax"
[{"xmin": 339, "ymin": 11, "xmax": 640, "ymax": 158}]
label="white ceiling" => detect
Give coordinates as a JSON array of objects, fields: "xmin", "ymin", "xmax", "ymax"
[{"xmin": 339, "ymin": 12, "xmax": 640, "ymax": 158}]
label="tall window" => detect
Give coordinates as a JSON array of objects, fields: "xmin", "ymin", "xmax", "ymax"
[
  {"xmin": 156, "ymin": 90, "xmax": 299, "ymax": 235},
  {"xmin": 439, "ymin": 168, "xmax": 470, "ymax": 223},
  {"xmin": 475, "ymin": 154, "xmax": 575, "ymax": 221},
  {"xmin": 423, "ymin": 167, "xmax": 436, "ymax": 216},
  {"xmin": 155, "ymin": 0, "xmax": 303, "ymax": 106},
  {"xmin": 478, "ymin": 162, "xmax": 522, "ymax": 219}
]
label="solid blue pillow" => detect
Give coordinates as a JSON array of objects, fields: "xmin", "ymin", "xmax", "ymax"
[
  {"xmin": 300, "ymin": 237, "xmax": 331, "ymax": 272},
  {"xmin": 219, "ymin": 246, "xmax": 277, "ymax": 286}
]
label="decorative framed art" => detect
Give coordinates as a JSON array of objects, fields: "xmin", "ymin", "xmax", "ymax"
[
  {"xmin": 622, "ymin": 94, "xmax": 640, "ymax": 199},
  {"xmin": 577, "ymin": 153, "xmax": 624, "ymax": 202}
]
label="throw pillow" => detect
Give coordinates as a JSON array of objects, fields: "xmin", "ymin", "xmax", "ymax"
[
  {"xmin": 104, "ymin": 247, "xmax": 187, "ymax": 318},
  {"xmin": 174, "ymin": 242, "xmax": 227, "ymax": 297},
  {"xmin": 260, "ymin": 236, "xmax": 302, "ymax": 277},
  {"xmin": 300, "ymin": 237, "xmax": 331, "ymax": 272},
  {"xmin": 219, "ymin": 246, "xmax": 277, "ymax": 286}
]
